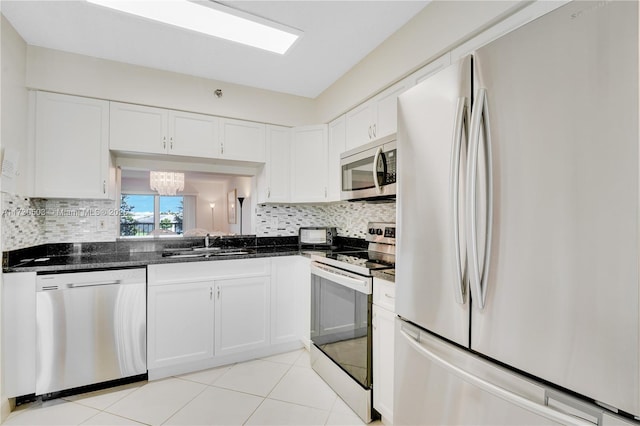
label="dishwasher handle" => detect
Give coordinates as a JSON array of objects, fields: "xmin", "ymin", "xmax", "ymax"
[{"xmin": 69, "ymin": 280, "xmax": 122, "ymax": 289}]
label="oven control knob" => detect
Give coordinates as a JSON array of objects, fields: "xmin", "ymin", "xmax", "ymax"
[
  {"xmin": 375, "ymin": 229, "xmax": 383, "ymax": 235},
  {"xmin": 369, "ymin": 228, "xmax": 376, "ymax": 235}
]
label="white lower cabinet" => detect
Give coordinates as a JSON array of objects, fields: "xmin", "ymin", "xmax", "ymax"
[
  {"xmin": 373, "ymin": 278, "xmax": 396, "ymax": 424},
  {"xmin": 147, "ymin": 257, "xmax": 306, "ymax": 379},
  {"xmin": 215, "ymin": 276, "xmax": 270, "ymax": 356},
  {"xmin": 147, "ymin": 282, "xmax": 215, "ymax": 369},
  {"xmin": 2, "ymin": 272, "xmax": 37, "ymax": 398}
]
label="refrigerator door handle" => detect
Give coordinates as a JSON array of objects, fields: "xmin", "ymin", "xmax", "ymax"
[
  {"xmin": 450, "ymin": 97, "xmax": 467, "ymax": 304},
  {"xmin": 467, "ymin": 88, "xmax": 493, "ymax": 310},
  {"xmin": 399, "ymin": 328, "xmax": 591, "ymax": 426}
]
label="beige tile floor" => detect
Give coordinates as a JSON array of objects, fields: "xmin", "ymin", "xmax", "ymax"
[{"xmin": 5, "ymin": 349, "xmax": 382, "ymax": 426}]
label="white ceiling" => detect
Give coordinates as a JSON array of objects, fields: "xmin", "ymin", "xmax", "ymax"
[{"xmin": 1, "ymin": 0, "xmax": 429, "ymax": 98}]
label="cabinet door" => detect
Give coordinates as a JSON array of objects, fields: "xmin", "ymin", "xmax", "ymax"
[
  {"xmin": 109, "ymin": 102, "xmax": 167, "ymax": 154},
  {"xmin": 33, "ymin": 92, "xmax": 112, "ymax": 199},
  {"xmin": 264, "ymin": 125, "xmax": 291, "ymax": 203},
  {"xmin": 373, "ymin": 78, "xmax": 412, "ymax": 140},
  {"xmin": 168, "ymin": 110, "xmax": 218, "ymax": 158},
  {"xmin": 219, "ymin": 118, "xmax": 266, "ymax": 162},
  {"xmin": 215, "ymin": 276, "xmax": 270, "ymax": 356},
  {"xmin": 373, "ymin": 305, "xmax": 395, "ymax": 423},
  {"xmin": 271, "ymin": 257, "xmax": 301, "ymax": 345},
  {"xmin": 147, "ymin": 282, "xmax": 214, "ymax": 369},
  {"xmin": 2, "ymin": 272, "xmax": 36, "ymax": 397},
  {"xmin": 327, "ymin": 115, "xmax": 346, "ymax": 202},
  {"xmin": 291, "ymin": 125, "xmax": 328, "ymax": 203},
  {"xmin": 345, "ymin": 101, "xmax": 375, "ymax": 150}
]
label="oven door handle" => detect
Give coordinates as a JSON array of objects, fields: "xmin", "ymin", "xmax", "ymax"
[{"xmin": 311, "ymin": 263, "xmax": 372, "ymax": 294}]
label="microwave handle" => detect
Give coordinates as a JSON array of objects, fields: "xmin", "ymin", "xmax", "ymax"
[{"xmin": 373, "ymin": 146, "xmax": 383, "ymax": 194}]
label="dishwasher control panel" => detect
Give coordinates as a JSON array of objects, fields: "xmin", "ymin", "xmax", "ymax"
[{"xmin": 37, "ymin": 268, "xmax": 146, "ymax": 291}]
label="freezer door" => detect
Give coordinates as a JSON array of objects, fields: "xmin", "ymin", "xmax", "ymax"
[
  {"xmin": 394, "ymin": 320, "xmax": 592, "ymax": 426},
  {"xmin": 470, "ymin": 0, "xmax": 639, "ymax": 416},
  {"xmin": 396, "ymin": 56, "xmax": 471, "ymax": 347}
]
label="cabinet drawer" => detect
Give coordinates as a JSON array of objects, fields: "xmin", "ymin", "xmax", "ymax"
[
  {"xmin": 373, "ymin": 278, "xmax": 395, "ymax": 312},
  {"xmin": 149, "ymin": 258, "xmax": 271, "ymax": 285}
]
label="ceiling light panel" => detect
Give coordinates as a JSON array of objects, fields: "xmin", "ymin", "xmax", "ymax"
[{"xmin": 86, "ymin": 0, "xmax": 302, "ymax": 54}]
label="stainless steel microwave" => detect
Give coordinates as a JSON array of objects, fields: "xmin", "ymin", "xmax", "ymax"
[{"xmin": 340, "ymin": 133, "xmax": 397, "ymax": 201}]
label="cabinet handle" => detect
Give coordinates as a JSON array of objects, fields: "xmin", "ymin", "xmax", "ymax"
[
  {"xmin": 385, "ymin": 293, "xmax": 395, "ymax": 299},
  {"xmin": 210, "ymin": 287, "xmax": 213, "ymax": 300},
  {"xmin": 373, "ymin": 124, "xmax": 377, "ymax": 138},
  {"xmin": 368, "ymin": 125, "xmax": 372, "ymax": 139},
  {"xmin": 268, "ymin": 188, "xmax": 271, "ymax": 198},
  {"xmin": 324, "ymin": 187, "xmax": 327, "ymax": 198},
  {"xmin": 221, "ymin": 141, "xmax": 224, "ymax": 155},
  {"xmin": 217, "ymin": 287, "xmax": 220, "ymax": 299},
  {"xmin": 170, "ymin": 137, "xmax": 174, "ymax": 149},
  {"xmin": 103, "ymin": 180, "xmax": 106, "ymax": 194},
  {"xmin": 163, "ymin": 136, "xmax": 166, "ymax": 149},
  {"xmin": 373, "ymin": 312, "xmax": 377, "ymax": 330}
]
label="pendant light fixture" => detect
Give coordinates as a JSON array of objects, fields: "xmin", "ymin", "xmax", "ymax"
[{"xmin": 149, "ymin": 171, "xmax": 185, "ymax": 196}]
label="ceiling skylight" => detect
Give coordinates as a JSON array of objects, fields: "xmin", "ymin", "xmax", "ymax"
[{"xmin": 86, "ymin": 0, "xmax": 302, "ymax": 54}]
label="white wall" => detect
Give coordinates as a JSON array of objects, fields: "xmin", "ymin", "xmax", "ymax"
[
  {"xmin": 189, "ymin": 179, "xmax": 229, "ymax": 234},
  {"xmin": 0, "ymin": 11, "xmax": 28, "ymax": 423},
  {"xmin": 315, "ymin": 0, "xmax": 525, "ymax": 123},
  {"xmin": 0, "ymin": 12, "xmax": 28, "ymax": 421},
  {"xmin": 1, "ymin": 14, "xmax": 28, "ymax": 196},
  {"xmin": 25, "ymin": 46, "xmax": 317, "ymax": 127},
  {"xmin": 226, "ymin": 176, "xmax": 253, "ymax": 235}
]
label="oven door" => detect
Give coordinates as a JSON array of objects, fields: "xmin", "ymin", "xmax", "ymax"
[{"xmin": 310, "ymin": 262, "xmax": 373, "ymax": 389}]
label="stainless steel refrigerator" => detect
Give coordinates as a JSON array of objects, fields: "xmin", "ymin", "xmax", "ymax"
[{"xmin": 395, "ymin": 1, "xmax": 639, "ymax": 424}]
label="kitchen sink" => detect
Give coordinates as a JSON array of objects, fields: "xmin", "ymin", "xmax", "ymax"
[{"xmin": 162, "ymin": 247, "xmax": 250, "ymax": 258}]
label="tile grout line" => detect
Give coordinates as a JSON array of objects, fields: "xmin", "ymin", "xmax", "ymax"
[
  {"xmin": 158, "ymin": 379, "xmax": 211, "ymax": 426},
  {"xmin": 242, "ymin": 352, "xmax": 302, "ymax": 425}
]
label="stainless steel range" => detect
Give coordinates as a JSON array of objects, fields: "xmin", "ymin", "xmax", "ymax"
[{"xmin": 309, "ymin": 222, "xmax": 395, "ymax": 423}]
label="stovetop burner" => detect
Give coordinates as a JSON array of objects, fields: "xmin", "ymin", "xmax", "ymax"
[{"xmin": 310, "ymin": 222, "xmax": 396, "ymax": 275}]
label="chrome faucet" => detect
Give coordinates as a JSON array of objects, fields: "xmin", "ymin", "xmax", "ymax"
[{"xmin": 205, "ymin": 233, "xmax": 210, "ymax": 247}]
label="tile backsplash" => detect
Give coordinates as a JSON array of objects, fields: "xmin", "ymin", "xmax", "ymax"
[
  {"xmin": 255, "ymin": 201, "xmax": 396, "ymax": 239},
  {"xmin": 2, "ymin": 194, "xmax": 46, "ymax": 251},
  {"xmin": 2, "ymin": 194, "xmax": 118, "ymax": 251},
  {"xmin": 2, "ymin": 195, "xmax": 396, "ymax": 251}
]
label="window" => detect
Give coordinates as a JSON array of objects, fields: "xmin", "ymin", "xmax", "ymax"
[{"xmin": 120, "ymin": 194, "xmax": 184, "ymax": 236}]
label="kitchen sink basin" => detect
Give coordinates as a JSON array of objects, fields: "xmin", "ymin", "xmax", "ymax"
[
  {"xmin": 192, "ymin": 247, "xmax": 223, "ymax": 252},
  {"xmin": 162, "ymin": 248, "xmax": 250, "ymax": 258}
]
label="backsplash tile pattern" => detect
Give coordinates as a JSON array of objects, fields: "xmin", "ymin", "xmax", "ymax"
[
  {"xmin": 2, "ymin": 195, "xmax": 118, "ymax": 251},
  {"xmin": 3, "ymin": 196, "xmax": 395, "ymax": 251},
  {"xmin": 42, "ymin": 199, "xmax": 119, "ymax": 244},
  {"xmin": 255, "ymin": 201, "xmax": 396, "ymax": 238},
  {"xmin": 2, "ymin": 194, "xmax": 46, "ymax": 251}
]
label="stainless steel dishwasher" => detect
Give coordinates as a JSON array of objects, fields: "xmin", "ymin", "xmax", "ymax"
[{"xmin": 36, "ymin": 268, "xmax": 147, "ymax": 395}]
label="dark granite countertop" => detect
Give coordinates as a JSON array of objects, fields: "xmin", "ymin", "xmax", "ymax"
[
  {"xmin": 372, "ymin": 269, "xmax": 395, "ymax": 283},
  {"xmin": 3, "ymin": 236, "xmax": 365, "ymax": 273}
]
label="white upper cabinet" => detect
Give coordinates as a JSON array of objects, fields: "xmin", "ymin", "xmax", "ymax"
[
  {"xmin": 373, "ymin": 78, "xmax": 412, "ymax": 140},
  {"xmin": 219, "ymin": 118, "xmax": 266, "ymax": 162},
  {"xmin": 110, "ymin": 102, "xmax": 265, "ymax": 162},
  {"xmin": 110, "ymin": 102, "xmax": 219, "ymax": 158},
  {"xmin": 345, "ymin": 101, "xmax": 375, "ymax": 151},
  {"xmin": 259, "ymin": 125, "xmax": 291, "ymax": 203},
  {"xmin": 110, "ymin": 102, "xmax": 168, "ymax": 155},
  {"xmin": 32, "ymin": 91, "xmax": 114, "ymax": 199},
  {"xmin": 291, "ymin": 124, "xmax": 328, "ymax": 203},
  {"xmin": 345, "ymin": 78, "xmax": 412, "ymax": 150},
  {"xmin": 168, "ymin": 110, "xmax": 219, "ymax": 158},
  {"xmin": 327, "ymin": 115, "xmax": 346, "ymax": 202}
]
